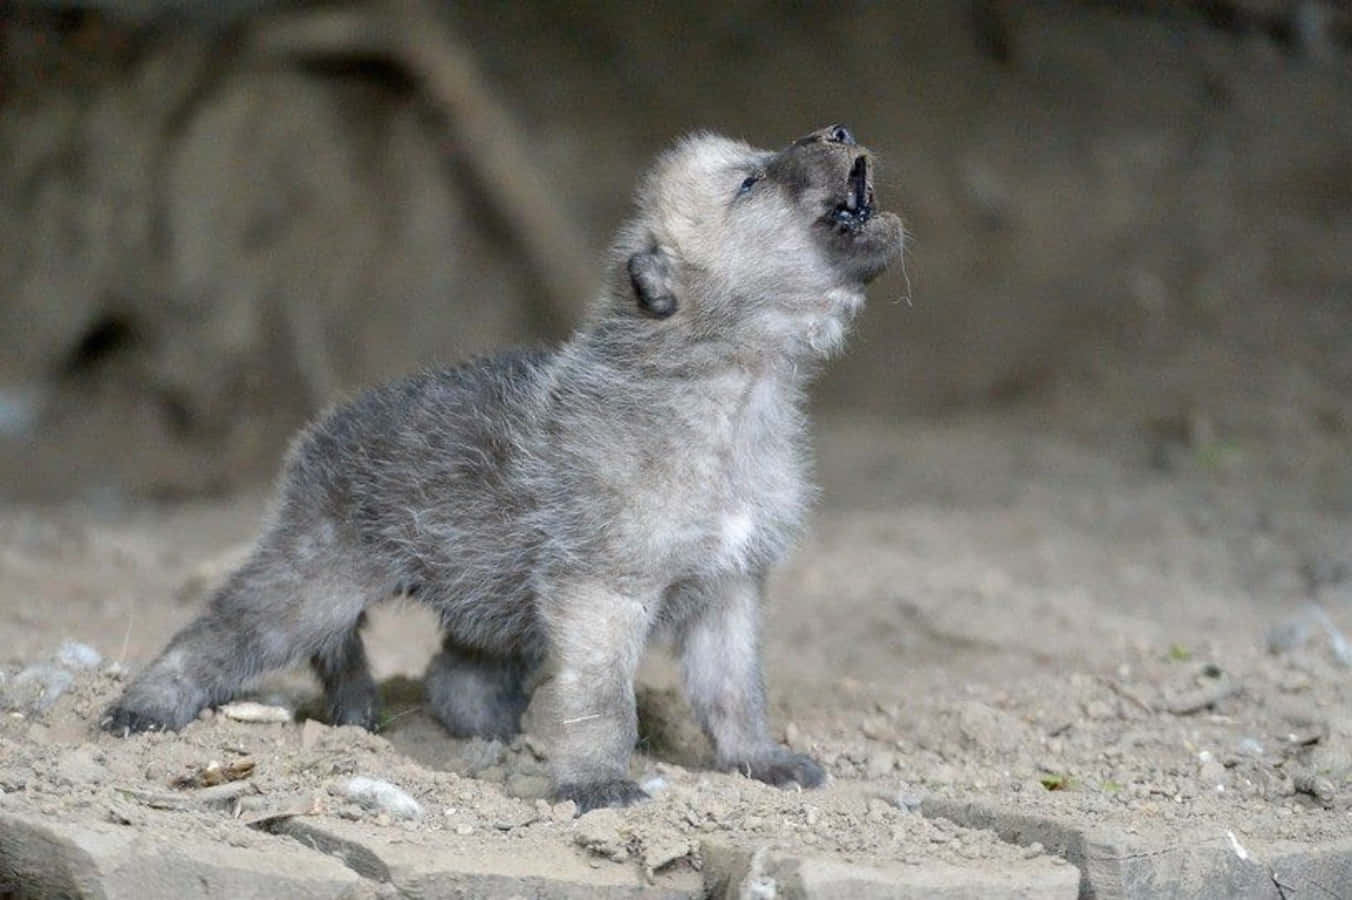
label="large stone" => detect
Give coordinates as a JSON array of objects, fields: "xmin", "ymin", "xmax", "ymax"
[
  {"xmin": 0, "ymin": 812, "xmax": 370, "ymax": 899},
  {"xmin": 262, "ymin": 816, "xmax": 702, "ymax": 899},
  {"xmin": 921, "ymin": 798, "xmax": 1352, "ymax": 900},
  {"xmin": 702, "ymin": 841, "xmax": 1080, "ymax": 900}
]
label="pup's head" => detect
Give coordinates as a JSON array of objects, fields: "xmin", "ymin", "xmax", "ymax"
[{"xmin": 605, "ymin": 125, "xmax": 905, "ymax": 360}]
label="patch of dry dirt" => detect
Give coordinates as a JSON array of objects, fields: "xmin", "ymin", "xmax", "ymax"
[{"xmin": 2, "ymin": 416, "xmax": 1349, "ymax": 894}]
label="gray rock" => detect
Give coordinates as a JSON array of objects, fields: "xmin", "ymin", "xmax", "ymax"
[
  {"xmin": 643, "ymin": 837, "xmax": 695, "ymax": 878},
  {"xmin": 264, "ymin": 816, "xmax": 700, "ymax": 898},
  {"xmin": 3, "ymin": 663, "xmax": 74, "ymax": 713},
  {"xmin": 339, "ymin": 777, "xmax": 422, "ymax": 821},
  {"xmin": 1268, "ymin": 840, "xmax": 1352, "ymax": 899},
  {"xmin": 921, "ymin": 797, "xmax": 1352, "ymax": 899},
  {"xmin": 956, "ymin": 701, "xmax": 1036, "ymax": 756},
  {"xmin": 253, "ymin": 817, "xmax": 392, "ymax": 884},
  {"xmin": 55, "ymin": 640, "xmax": 103, "ymax": 671},
  {"xmin": 573, "ymin": 807, "xmax": 629, "ymax": 862},
  {"xmin": 702, "ymin": 840, "xmax": 1079, "ymax": 900},
  {"xmin": 0, "ymin": 812, "xmax": 365, "ymax": 899}
]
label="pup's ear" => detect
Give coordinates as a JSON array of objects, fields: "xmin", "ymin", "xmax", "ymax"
[{"xmin": 627, "ymin": 247, "xmax": 677, "ymax": 318}]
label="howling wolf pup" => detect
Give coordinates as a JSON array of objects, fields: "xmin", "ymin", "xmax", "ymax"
[{"xmin": 104, "ymin": 125, "xmax": 905, "ymax": 812}]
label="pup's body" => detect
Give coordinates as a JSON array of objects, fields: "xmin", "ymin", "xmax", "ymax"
[{"xmin": 103, "ymin": 125, "xmax": 905, "ymax": 812}]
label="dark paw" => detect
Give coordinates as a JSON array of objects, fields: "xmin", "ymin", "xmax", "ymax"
[
  {"xmin": 734, "ymin": 749, "xmax": 826, "ymax": 790},
  {"xmin": 327, "ymin": 698, "xmax": 381, "ymax": 732},
  {"xmin": 553, "ymin": 778, "xmax": 650, "ymax": 814},
  {"xmin": 100, "ymin": 704, "xmax": 173, "ymax": 736}
]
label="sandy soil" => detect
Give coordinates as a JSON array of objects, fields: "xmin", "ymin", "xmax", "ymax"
[
  {"xmin": 2, "ymin": 409, "xmax": 1349, "ymax": 893},
  {"xmin": 1, "ymin": 2, "xmax": 1349, "ymax": 894}
]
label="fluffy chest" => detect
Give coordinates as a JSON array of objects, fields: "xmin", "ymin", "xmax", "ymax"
[{"xmin": 623, "ymin": 373, "xmax": 809, "ymax": 576}]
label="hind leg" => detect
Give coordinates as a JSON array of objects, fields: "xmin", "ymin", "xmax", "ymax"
[
  {"xmin": 103, "ymin": 548, "xmax": 372, "ymax": 735},
  {"xmin": 311, "ymin": 612, "xmax": 380, "ymax": 730},
  {"xmin": 424, "ymin": 636, "xmax": 531, "ymax": 740}
]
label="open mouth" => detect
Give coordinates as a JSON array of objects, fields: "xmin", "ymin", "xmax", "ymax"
[{"xmin": 829, "ymin": 155, "xmax": 875, "ymax": 234}]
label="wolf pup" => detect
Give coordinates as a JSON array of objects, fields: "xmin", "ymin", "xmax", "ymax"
[{"xmin": 103, "ymin": 125, "xmax": 905, "ymax": 812}]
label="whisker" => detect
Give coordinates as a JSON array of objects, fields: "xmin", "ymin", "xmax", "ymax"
[
  {"xmin": 119, "ymin": 605, "xmax": 135, "ymax": 664},
  {"xmin": 892, "ymin": 230, "xmax": 915, "ymax": 307}
]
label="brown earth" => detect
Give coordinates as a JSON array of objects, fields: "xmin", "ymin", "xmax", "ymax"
[
  {"xmin": 1, "ymin": 1, "xmax": 1350, "ymax": 896},
  {"xmin": 2, "ymin": 410, "xmax": 1349, "ymax": 897}
]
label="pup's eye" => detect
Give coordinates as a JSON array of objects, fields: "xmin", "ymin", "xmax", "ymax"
[{"xmin": 737, "ymin": 174, "xmax": 762, "ymax": 196}]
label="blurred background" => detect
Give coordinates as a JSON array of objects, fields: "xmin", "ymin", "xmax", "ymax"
[
  {"xmin": 2, "ymin": 5, "xmax": 1352, "ymax": 875},
  {"xmin": 1, "ymin": 0, "xmax": 1349, "ymax": 506}
]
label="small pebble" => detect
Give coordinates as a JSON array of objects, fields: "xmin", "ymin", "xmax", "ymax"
[
  {"xmin": 493, "ymin": 802, "xmax": 538, "ymax": 831},
  {"xmin": 894, "ymin": 791, "xmax": 924, "ymax": 812},
  {"xmin": 220, "ymin": 701, "xmax": 292, "ymax": 724},
  {"xmin": 860, "ymin": 716, "xmax": 890, "ymax": 740},
  {"xmin": 341, "ymin": 776, "xmax": 422, "ymax": 821},
  {"xmin": 5, "ymin": 664, "xmax": 74, "ymax": 713},
  {"xmin": 1293, "ymin": 773, "xmax": 1336, "ymax": 804},
  {"xmin": 573, "ymin": 807, "xmax": 628, "ymax": 861},
  {"xmin": 866, "ymin": 750, "xmax": 896, "ymax": 779},
  {"xmin": 643, "ymin": 837, "xmax": 692, "ymax": 875},
  {"xmin": 1084, "ymin": 699, "xmax": 1115, "ymax": 720},
  {"xmin": 55, "ymin": 641, "xmax": 102, "ymax": 671}
]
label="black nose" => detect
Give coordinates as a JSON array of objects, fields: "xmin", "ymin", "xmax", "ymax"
[{"xmin": 826, "ymin": 124, "xmax": 855, "ymax": 145}]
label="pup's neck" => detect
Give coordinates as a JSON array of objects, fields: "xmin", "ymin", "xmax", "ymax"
[
  {"xmin": 566, "ymin": 320, "xmax": 803, "ymax": 388},
  {"xmin": 568, "ymin": 287, "xmax": 863, "ymax": 385}
]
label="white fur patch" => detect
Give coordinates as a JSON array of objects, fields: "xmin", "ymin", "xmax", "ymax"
[{"xmin": 717, "ymin": 508, "xmax": 756, "ymax": 568}]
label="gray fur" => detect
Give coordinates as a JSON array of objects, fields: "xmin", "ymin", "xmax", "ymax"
[{"xmin": 102, "ymin": 125, "xmax": 905, "ymax": 813}]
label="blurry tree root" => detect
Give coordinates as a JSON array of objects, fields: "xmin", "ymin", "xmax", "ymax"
[{"xmin": 247, "ymin": 0, "xmax": 595, "ymax": 340}]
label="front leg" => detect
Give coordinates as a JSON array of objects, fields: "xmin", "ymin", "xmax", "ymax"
[
  {"xmin": 535, "ymin": 579, "xmax": 654, "ymax": 813},
  {"xmin": 677, "ymin": 574, "xmax": 825, "ymax": 789}
]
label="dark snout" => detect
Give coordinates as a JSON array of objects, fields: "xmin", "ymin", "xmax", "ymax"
[
  {"xmin": 793, "ymin": 123, "xmax": 856, "ymax": 147},
  {"xmin": 769, "ymin": 125, "xmax": 876, "ymax": 232},
  {"xmin": 776, "ymin": 125, "xmax": 867, "ymax": 186},
  {"xmin": 772, "ymin": 124, "xmax": 904, "ymax": 284}
]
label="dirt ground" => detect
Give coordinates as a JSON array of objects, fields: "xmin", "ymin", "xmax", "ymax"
[
  {"xmin": 1, "ymin": 3, "xmax": 1350, "ymax": 894},
  {"xmin": 2, "ymin": 398, "xmax": 1350, "ymax": 895}
]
